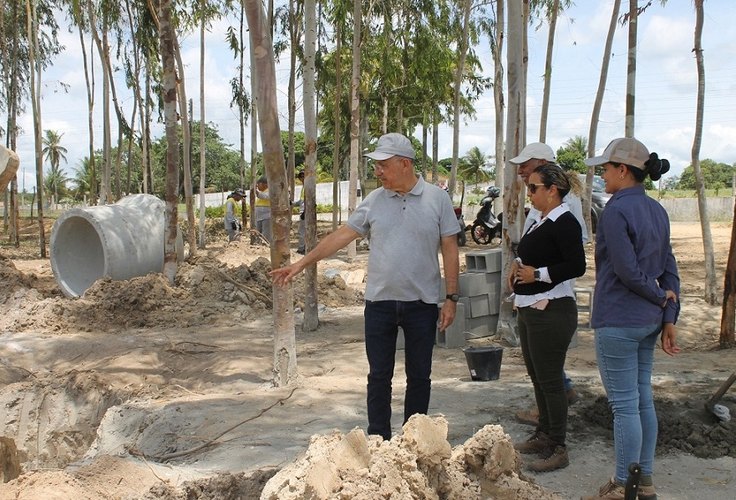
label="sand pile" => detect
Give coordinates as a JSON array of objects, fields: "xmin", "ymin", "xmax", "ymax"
[
  {"xmin": 0, "ymin": 242, "xmax": 363, "ymax": 334},
  {"xmin": 261, "ymin": 414, "xmax": 558, "ymax": 500}
]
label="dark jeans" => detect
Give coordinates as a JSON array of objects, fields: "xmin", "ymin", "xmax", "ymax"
[
  {"xmin": 364, "ymin": 300, "xmax": 438, "ymax": 440},
  {"xmin": 517, "ymin": 297, "xmax": 577, "ymax": 445}
]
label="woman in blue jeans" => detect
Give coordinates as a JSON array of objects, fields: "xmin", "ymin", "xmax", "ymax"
[{"xmin": 582, "ymin": 138, "xmax": 680, "ymax": 500}]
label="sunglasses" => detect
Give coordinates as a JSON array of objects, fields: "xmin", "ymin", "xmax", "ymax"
[{"xmin": 528, "ymin": 183, "xmax": 547, "ymax": 194}]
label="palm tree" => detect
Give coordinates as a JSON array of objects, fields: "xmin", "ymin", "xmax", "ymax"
[
  {"xmin": 73, "ymin": 156, "xmax": 96, "ymax": 202},
  {"xmin": 42, "ymin": 129, "xmax": 68, "ymax": 205},
  {"xmin": 459, "ymin": 146, "xmax": 492, "ymax": 189}
]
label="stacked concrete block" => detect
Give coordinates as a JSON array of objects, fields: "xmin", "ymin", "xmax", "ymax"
[{"xmin": 437, "ymin": 248, "xmax": 502, "ymax": 347}]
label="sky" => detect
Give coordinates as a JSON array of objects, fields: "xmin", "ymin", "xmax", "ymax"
[{"xmin": 10, "ymin": 0, "xmax": 736, "ymax": 193}]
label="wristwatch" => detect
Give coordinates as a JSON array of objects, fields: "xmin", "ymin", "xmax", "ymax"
[
  {"xmin": 533, "ymin": 269, "xmax": 541, "ymax": 281},
  {"xmin": 446, "ymin": 293, "xmax": 460, "ymax": 302}
]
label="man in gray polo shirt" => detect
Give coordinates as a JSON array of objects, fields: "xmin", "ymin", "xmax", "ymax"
[{"xmin": 272, "ymin": 132, "xmax": 460, "ymax": 440}]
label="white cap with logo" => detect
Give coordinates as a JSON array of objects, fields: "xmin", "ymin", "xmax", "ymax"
[
  {"xmin": 364, "ymin": 133, "xmax": 416, "ymax": 161},
  {"xmin": 509, "ymin": 142, "xmax": 556, "ymax": 164}
]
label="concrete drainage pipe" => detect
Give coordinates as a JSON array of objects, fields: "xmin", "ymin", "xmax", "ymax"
[{"xmin": 50, "ymin": 194, "xmax": 184, "ymax": 298}]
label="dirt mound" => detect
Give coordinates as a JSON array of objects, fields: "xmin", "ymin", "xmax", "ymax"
[
  {"xmin": 261, "ymin": 414, "xmax": 559, "ymax": 500},
  {"xmin": 0, "ymin": 243, "xmax": 362, "ymax": 335},
  {"xmin": 572, "ymin": 394, "xmax": 736, "ymax": 459}
]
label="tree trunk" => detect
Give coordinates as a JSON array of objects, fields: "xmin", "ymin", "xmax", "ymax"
[
  {"xmin": 174, "ymin": 44, "xmax": 196, "ymax": 257},
  {"xmin": 244, "ymin": 0, "xmax": 297, "ymax": 386},
  {"xmin": 347, "ymin": 0, "xmax": 362, "ymax": 260},
  {"xmin": 539, "ymin": 0, "xmax": 559, "ymax": 143},
  {"xmin": 27, "ymin": 0, "xmax": 46, "ymax": 258},
  {"xmin": 586, "ymin": 0, "xmax": 620, "ymax": 244},
  {"xmin": 331, "ymin": 22, "xmax": 342, "ymax": 231},
  {"xmin": 448, "ymin": 0, "xmax": 471, "ymax": 200},
  {"xmin": 493, "ymin": 0, "xmax": 505, "ymax": 215},
  {"xmin": 287, "ymin": 0, "xmax": 298, "ymax": 193},
  {"xmin": 198, "ymin": 0, "xmax": 207, "ymax": 249},
  {"xmin": 158, "ymin": 0, "xmax": 180, "ymax": 285},
  {"xmin": 77, "ymin": 14, "xmax": 96, "ymax": 203},
  {"xmin": 720, "ymin": 195, "xmax": 736, "ymax": 347},
  {"xmin": 302, "ymin": 0, "xmax": 319, "ymax": 332},
  {"xmin": 625, "ymin": 0, "xmax": 637, "ymax": 137},
  {"xmin": 249, "ymin": 32, "xmax": 259, "ymax": 243},
  {"xmin": 497, "ymin": 0, "xmax": 526, "ymax": 346},
  {"xmin": 689, "ymin": 1, "xmax": 717, "ymax": 305}
]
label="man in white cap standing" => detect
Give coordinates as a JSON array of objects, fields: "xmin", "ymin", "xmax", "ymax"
[
  {"xmin": 272, "ymin": 132, "xmax": 460, "ymax": 440},
  {"xmin": 509, "ymin": 142, "xmax": 586, "ymax": 426}
]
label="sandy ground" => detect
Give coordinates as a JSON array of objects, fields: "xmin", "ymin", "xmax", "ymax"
[{"xmin": 0, "ymin": 220, "xmax": 735, "ymax": 499}]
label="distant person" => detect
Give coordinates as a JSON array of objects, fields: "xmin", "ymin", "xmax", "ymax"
[
  {"xmin": 224, "ymin": 188, "xmax": 245, "ymax": 242},
  {"xmin": 254, "ymin": 176, "xmax": 272, "ymax": 244},
  {"xmin": 581, "ymin": 138, "xmax": 680, "ymax": 500},
  {"xmin": 509, "ymin": 164, "xmax": 586, "ymax": 473},
  {"xmin": 295, "ymin": 170, "xmax": 306, "ymax": 254},
  {"xmin": 510, "ymin": 143, "xmax": 584, "ymax": 427},
  {"xmin": 271, "ymin": 132, "xmax": 460, "ymax": 441}
]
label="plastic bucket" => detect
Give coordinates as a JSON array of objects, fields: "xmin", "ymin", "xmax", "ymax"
[{"xmin": 463, "ymin": 346, "xmax": 503, "ymax": 381}]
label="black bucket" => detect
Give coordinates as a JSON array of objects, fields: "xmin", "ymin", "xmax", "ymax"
[{"xmin": 463, "ymin": 346, "xmax": 503, "ymax": 381}]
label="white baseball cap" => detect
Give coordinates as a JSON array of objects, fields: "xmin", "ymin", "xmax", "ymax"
[
  {"xmin": 509, "ymin": 142, "xmax": 555, "ymax": 164},
  {"xmin": 364, "ymin": 133, "xmax": 416, "ymax": 160},
  {"xmin": 585, "ymin": 137, "xmax": 649, "ymax": 170}
]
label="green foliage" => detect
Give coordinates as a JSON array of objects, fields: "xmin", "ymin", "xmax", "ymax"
[
  {"xmin": 555, "ymin": 136, "xmax": 587, "ymax": 173},
  {"xmin": 677, "ymin": 159, "xmax": 734, "ymax": 190}
]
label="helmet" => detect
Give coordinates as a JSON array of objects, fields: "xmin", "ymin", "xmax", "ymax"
[
  {"xmin": 232, "ymin": 188, "xmax": 245, "ymax": 197},
  {"xmin": 486, "ymin": 186, "xmax": 501, "ymax": 198}
]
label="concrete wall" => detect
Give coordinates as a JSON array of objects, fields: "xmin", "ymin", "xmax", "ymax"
[
  {"xmin": 198, "ymin": 185, "xmax": 733, "ymax": 222},
  {"xmin": 196, "ymin": 180, "xmax": 355, "ymax": 209},
  {"xmin": 658, "ymin": 196, "xmax": 733, "ymax": 222}
]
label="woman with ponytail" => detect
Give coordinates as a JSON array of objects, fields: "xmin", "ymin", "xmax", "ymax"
[{"xmin": 581, "ymin": 138, "xmax": 680, "ymax": 500}]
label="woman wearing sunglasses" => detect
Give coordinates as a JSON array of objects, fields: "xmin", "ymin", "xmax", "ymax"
[{"xmin": 509, "ymin": 163, "xmax": 586, "ymax": 473}]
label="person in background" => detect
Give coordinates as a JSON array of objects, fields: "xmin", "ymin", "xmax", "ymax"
[
  {"xmin": 271, "ymin": 132, "xmax": 460, "ymax": 441},
  {"xmin": 254, "ymin": 176, "xmax": 272, "ymax": 244},
  {"xmin": 510, "ymin": 164, "xmax": 586, "ymax": 473},
  {"xmin": 510, "ymin": 142, "xmax": 585, "ymax": 427},
  {"xmin": 295, "ymin": 170, "xmax": 306, "ymax": 254},
  {"xmin": 581, "ymin": 138, "xmax": 679, "ymax": 500},
  {"xmin": 224, "ymin": 188, "xmax": 245, "ymax": 242}
]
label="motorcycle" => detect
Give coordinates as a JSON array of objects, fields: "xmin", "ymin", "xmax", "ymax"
[
  {"xmin": 454, "ymin": 207, "xmax": 467, "ymax": 246},
  {"xmin": 470, "ymin": 186, "xmax": 502, "ymax": 245}
]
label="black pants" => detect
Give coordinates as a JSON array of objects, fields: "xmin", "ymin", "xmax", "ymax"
[
  {"xmin": 364, "ymin": 300, "xmax": 438, "ymax": 440},
  {"xmin": 517, "ymin": 297, "xmax": 577, "ymax": 445}
]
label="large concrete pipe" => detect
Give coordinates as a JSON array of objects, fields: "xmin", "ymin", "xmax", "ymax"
[
  {"xmin": 50, "ymin": 194, "xmax": 184, "ymax": 298},
  {"xmin": 0, "ymin": 145, "xmax": 20, "ymax": 192}
]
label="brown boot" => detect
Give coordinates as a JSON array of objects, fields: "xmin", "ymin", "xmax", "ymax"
[
  {"xmin": 581, "ymin": 479, "xmax": 625, "ymax": 500},
  {"xmin": 637, "ymin": 484, "xmax": 657, "ymax": 500},
  {"xmin": 527, "ymin": 444, "xmax": 569, "ymax": 472},
  {"xmin": 515, "ymin": 407, "xmax": 540, "ymax": 426},
  {"xmin": 514, "ymin": 430, "xmax": 553, "ymax": 455}
]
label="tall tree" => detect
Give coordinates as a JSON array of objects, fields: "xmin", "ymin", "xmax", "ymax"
[
  {"xmin": 498, "ymin": 0, "xmax": 527, "ymax": 346},
  {"xmin": 41, "ymin": 129, "xmax": 68, "ymax": 205},
  {"xmin": 538, "ymin": 0, "xmax": 560, "ymax": 143},
  {"xmin": 198, "ymin": 0, "xmax": 207, "ymax": 249},
  {"xmin": 27, "ymin": 0, "xmax": 46, "ymax": 257},
  {"xmin": 244, "ymin": 0, "xmax": 296, "ymax": 386},
  {"xmin": 624, "ymin": 0, "xmax": 638, "ymax": 137},
  {"xmin": 448, "ymin": 0, "xmax": 472, "ymax": 200},
  {"xmin": 346, "ymin": 0, "xmax": 361, "ymax": 260},
  {"xmin": 492, "ymin": 0, "xmax": 505, "ymax": 214},
  {"xmin": 302, "ymin": 0, "xmax": 319, "ymax": 331},
  {"xmin": 157, "ymin": 0, "xmax": 180, "ymax": 285},
  {"xmin": 688, "ymin": 0, "xmax": 716, "ymax": 305},
  {"xmin": 586, "ymin": 0, "xmax": 620, "ymax": 243}
]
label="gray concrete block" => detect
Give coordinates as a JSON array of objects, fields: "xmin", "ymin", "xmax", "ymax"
[
  {"xmin": 464, "ymin": 315, "xmax": 500, "ymax": 339},
  {"xmin": 436, "ymin": 302, "xmax": 466, "ymax": 348},
  {"xmin": 465, "ymin": 248, "xmax": 503, "ymax": 273},
  {"xmin": 459, "ymin": 272, "xmax": 491, "ymax": 296}
]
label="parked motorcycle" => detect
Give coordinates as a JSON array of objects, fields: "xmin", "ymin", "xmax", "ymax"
[
  {"xmin": 454, "ymin": 207, "xmax": 467, "ymax": 246},
  {"xmin": 470, "ymin": 186, "xmax": 502, "ymax": 245}
]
